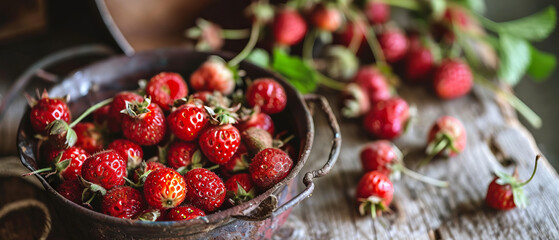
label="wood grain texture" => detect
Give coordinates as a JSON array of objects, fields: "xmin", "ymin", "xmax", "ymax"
[{"xmin": 290, "ymin": 85, "xmax": 559, "ymax": 240}]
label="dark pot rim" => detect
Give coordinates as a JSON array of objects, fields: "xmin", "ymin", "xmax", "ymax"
[{"xmin": 17, "ymin": 48, "xmax": 314, "ymax": 230}]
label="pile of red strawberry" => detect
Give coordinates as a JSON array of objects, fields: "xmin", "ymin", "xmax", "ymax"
[{"xmin": 26, "ymin": 61, "xmax": 297, "ymax": 221}]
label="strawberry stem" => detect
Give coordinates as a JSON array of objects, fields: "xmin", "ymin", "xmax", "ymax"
[
  {"xmin": 362, "ymin": 20, "xmax": 386, "ymax": 65},
  {"xmin": 22, "ymin": 167, "xmax": 53, "ymax": 177},
  {"xmin": 380, "ymin": 0, "xmax": 421, "ymax": 11},
  {"xmin": 419, "ymin": 136, "xmax": 450, "ymax": 167},
  {"xmin": 69, "ymin": 98, "xmax": 113, "ymax": 128},
  {"xmin": 228, "ymin": 19, "xmax": 262, "ymax": 67},
  {"xmin": 399, "ymin": 165, "xmax": 449, "ymax": 187},
  {"xmin": 518, "ymin": 154, "xmax": 540, "ymax": 187},
  {"xmin": 302, "ymin": 28, "xmax": 319, "ymax": 61},
  {"xmin": 221, "ymin": 29, "xmax": 251, "ymax": 40},
  {"xmin": 315, "ymin": 71, "xmax": 346, "ymax": 91}
]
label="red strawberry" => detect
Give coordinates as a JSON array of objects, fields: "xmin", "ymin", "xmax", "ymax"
[
  {"xmin": 425, "ymin": 115, "xmax": 466, "ymax": 160},
  {"xmin": 236, "ymin": 112, "xmax": 275, "ymax": 136},
  {"xmin": 337, "ymin": 20, "xmax": 367, "ymax": 52},
  {"xmin": 363, "ymin": 97, "xmax": 410, "ymax": 140},
  {"xmin": 121, "ymin": 98, "xmax": 167, "ymax": 146},
  {"xmin": 166, "ymin": 205, "xmax": 206, "ymax": 221},
  {"xmin": 246, "ymin": 78, "xmax": 287, "ymax": 115},
  {"xmin": 311, "ymin": 5, "xmax": 342, "ymax": 32},
  {"xmin": 273, "ymin": 9, "xmax": 307, "ymax": 46},
  {"xmin": 356, "ymin": 171, "xmax": 394, "ymax": 217},
  {"xmin": 354, "ymin": 66, "xmax": 392, "ymax": 104},
  {"xmin": 167, "ymin": 102, "xmax": 208, "ymax": 141},
  {"xmin": 144, "ymin": 168, "xmax": 187, "ymax": 209},
  {"xmin": 361, "ymin": 141, "xmax": 448, "ymax": 187},
  {"xmin": 102, "ymin": 186, "xmax": 147, "ymax": 219},
  {"xmin": 132, "ymin": 161, "xmax": 167, "ymax": 183},
  {"xmin": 108, "ymin": 139, "xmax": 143, "ymax": 170},
  {"xmin": 189, "ymin": 91, "xmax": 213, "ymax": 103},
  {"xmin": 93, "ymin": 104, "xmax": 110, "ymax": 127},
  {"xmin": 81, "ymin": 150, "xmax": 127, "ymax": 190},
  {"xmin": 433, "ymin": 59, "xmax": 473, "ymax": 99},
  {"xmin": 190, "ymin": 57, "xmax": 235, "ymax": 95},
  {"xmin": 249, "ymin": 148, "xmax": 293, "ymax": 189},
  {"xmin": 365, "ymin": 1, "xmax": 390, "ymax": 25},
  {"xmin": 40, "ymin": 141, "xmax": 63, "ymax": 166},
  {"xmin": 73, "ymin": 122, "xmax": 104, "ymax": 154},
  {"xmin": 486, "ymin": 155, "xmax": 540, "ymax": 210},
  {"xmin": 340, "ymin": 83, "xmax": 371, "ymax": 118},
  {"xmin": 56, "ymin": 179, "xmax": 84, "ymax": 204},
  {"xmin": 28, "ymin": 90, "xmax": 71, "ymax": 135},
  {"xmin": 378, "ymin": 29, "xmax": 409, "ymax": 63},
  {"xmin": 146, "ymin": 72, "xmax": 188, "ymax": 111},
  {"xmin": 25, "ymin": 146, "xmax": 89, "ymax": 181},
  {"xmin": 108, "ymin": 92, "xmax": 143, "ymax": 132},
  {"xmin": 220, "ymin": 144, "xmax": 249, "ymax": 178},
  {"xmin": 184, "ymin": 168, "xmax": 226, "ymax": 212},
  {"xmin": 167, "ymin": 141, "xmax": 201, "ymax": 170},
  {"xmin": 225, "ymin": 173, "xmax": 256, "ymax": 205},
  {"xmin": 199, "ymin": 124, "xmax": 241, "ymax": 164},
  {"xmin": 404, "ymin": 44, "xmax": 435, "ymax": 83}
]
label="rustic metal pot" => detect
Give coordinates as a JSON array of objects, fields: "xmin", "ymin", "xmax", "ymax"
[{"xmin": 17, "ymin": 48, "xmax": 341, "ymax": 239}]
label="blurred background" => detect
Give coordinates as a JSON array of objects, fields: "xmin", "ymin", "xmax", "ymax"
[{"xmin": 0, "ymin": 0, "xmax": 557, "ymax": 170}]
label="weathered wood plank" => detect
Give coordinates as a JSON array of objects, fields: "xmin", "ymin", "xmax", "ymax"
[{"xmin": 291, "ymin": 84, "xmax": 559, "ymax": 239}]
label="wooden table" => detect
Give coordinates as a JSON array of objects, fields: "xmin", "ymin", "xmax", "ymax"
[
  {"xmin": 285, "ymin": 85, "xmax": 559, "ymax": 239},
  {"xmin": 2, "ymin": 84, "xmax": 559, "ymax": 239}
]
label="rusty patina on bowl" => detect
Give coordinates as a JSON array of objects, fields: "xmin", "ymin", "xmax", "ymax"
[{"xmin": 17, "ymin": 49, "xmax": 340, "ymax": 239}]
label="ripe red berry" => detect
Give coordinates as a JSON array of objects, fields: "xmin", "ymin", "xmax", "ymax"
[
  {"xmin": 29, "ymin": 90, "xmax": 71, "ymax": 134},
  {"xmin": 190, "ymin": 58, "xmax": 235, "ymax": 95},
  {"xmin": 146, "ymin": 72, "xmax": 188, "ymax": 111},
  {"xmin": 184, "ymin": 168, "xmax": 226, "ymax": 212},
  {"xmin": 92, "ymin": 104, "xmax": 110, "ymax": 128},
  {"xmin": 144, "ymin": 168, "xmax": 187, "ymax": 209},
  {"xmin": 199, "ymin": 124, "xmax": 241, "ymax": 164},
  {"xmin": 365, "ymin": 1, "xmax": 390, "ymax": 25},
  {"xmin": 363, "ymin": 97, "xmax": 410, "ymax": 140},
  {"xmin": 378, "ymin": 29, "xmax": 409, "ymax": 63},
  {"xmin": 404, "ymin": 45, "xmax": 434, "ymax": 83},
  {"xmin": 82, "ymin": 150, "xmax": 127, "ymax": 190},
  {"xmin": 246, "ymin": 78, "xmax": 287, "ymax": 115},
  {"xmin": 426, "ymin": 116, "xmax": 466, "ymax": 159},
  {"xmin": 433, "ymin": 59, "xmax": 473, "ymax": 99},
  {"xmin": 121, "ymin": 99, "xmax": 167, "ymax": 146},
  {"xmin": 249, "ymin": 148, "xmax": 293, "ymax": 190},
  {"xmin": 166, "ymin": 205, "xmax": 206, "ymax": 221},
  {"xmin": 167, "ymin": 103, "xmax": 208, "ymax": 141},
  {"xmin": 56, "ymin": 179, "xmax": 84, "ymax": 204},
  {"xmin": 311, "ymin": 5, "xmax": 342, "ymax": 32},
  {"xmin": 55, "ymin": 146, "xmax": 89, "ymax": 181},
  {"xmin": 360, "ymin": 140, "xmax": 400, "ymax": 176},
  {"xmin": 132, "ymin": 161, "xmax": 167, "ymax": 183},
  {"xmin": 102, "ymin": 186, "xmax": 146, "ymax": 219},
  {"xmin": 273, "ymin": 9, "xmax": 307, "ymax": 46},
  {"xmin": 167, "ymin": 141, "xmax": 199, "ymax": 170},
  {"xmin": 108, "ymin": 139, "xmax": 143, "ymax": 170},
  {"xmin": 354, "ymin": 66, "xmax": 392, "ymax": 104},
  {"xmin": 486, "ymin": 155, "xmax": 540, "ymax": 210},
  {"xmin": 356, "ymin": 171, "xmax": 394, "ymax": 217},
  {"xmin": 73, "ymin": 122, "xmax": 104, "ymax": 154},
  {"xmin": 108, "ymin": 92, "xmax": 143, "ymax": 132},
  {"xmin": 236, "ymin": 112, "xmax": 275, "ymax": 136},
  {"xmin": 225, "ymin": 173, "xmax": 256, "ymax": 205}
]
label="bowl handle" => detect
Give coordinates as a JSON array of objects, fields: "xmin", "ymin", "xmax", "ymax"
[
  {"xmin": 0, "ymin": 44, "xmax": 115, "ymax": 120},
  {"xmin": 235, "ymin": 93, "xmax": 342, "ymax": 221}
]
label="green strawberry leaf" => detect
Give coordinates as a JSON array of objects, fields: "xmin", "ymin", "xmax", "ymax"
[
  {"xmin": 271, "ymin": 48, "xmax": 318, "ymax": 94},
  {"xmin": 497, "ymin": 34, "xmax": 531, "ymax": 86},
  {"xmin": 512, "ymin": 187, "xmax": 528, "ymax": 209},
  {"xmin": 490, "ymin": 6, "xmax": 556, "ymax": 41},
  {"xmin": 527, "ymin": 45, "xmax": 557, "ymax": 81},
  {"xmin": 246, "ymin": 48, "xmax": 270, "ymax": 68}
]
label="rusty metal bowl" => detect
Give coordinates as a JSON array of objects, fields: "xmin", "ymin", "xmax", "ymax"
[{"xmin": 17, "ymin": 48, "xmax": 340, "ymax": 239}]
